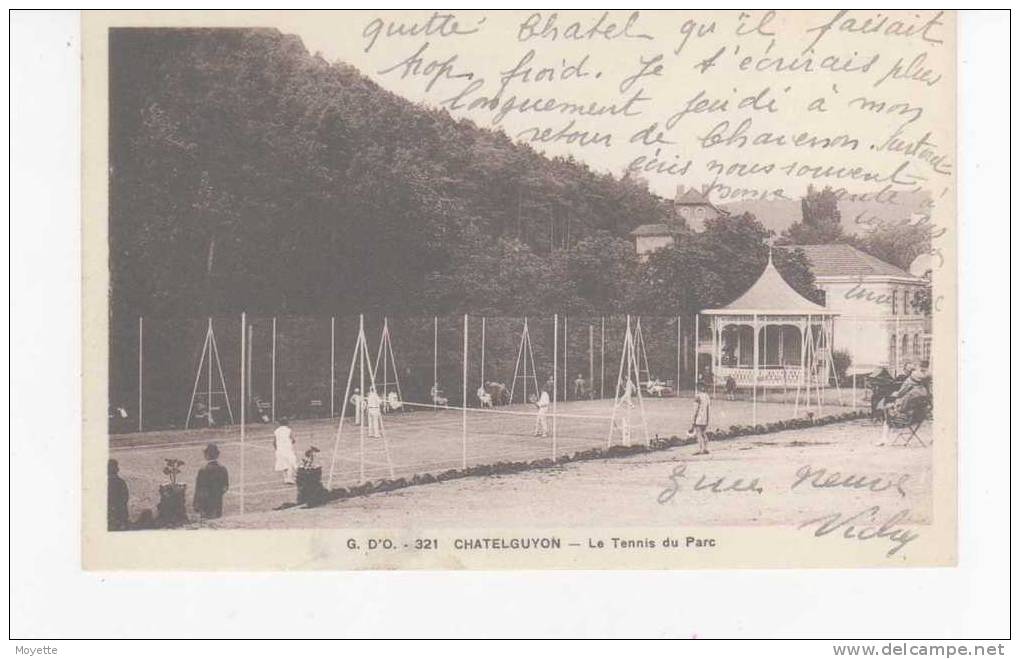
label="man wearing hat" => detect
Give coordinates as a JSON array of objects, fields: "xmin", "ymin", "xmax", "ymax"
[{"xmin": 194, "ymin": 443, "xmax": 229, "ymax": 519}]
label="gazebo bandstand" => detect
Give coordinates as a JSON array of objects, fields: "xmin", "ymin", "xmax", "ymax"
[{"xmin": 696, "ymin": 253, "xmax": 840, "ymax": 414}]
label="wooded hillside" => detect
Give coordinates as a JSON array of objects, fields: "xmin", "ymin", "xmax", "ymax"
[{"xmin": 110, "ymin": 28, "xmax": 818, "ymax": 320}]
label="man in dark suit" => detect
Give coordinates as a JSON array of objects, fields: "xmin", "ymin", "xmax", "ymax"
[
  {"xmin": 107, "ymin": 459, "xmax": 130, "ymax": 530},
  {"xmin": 194, "ymin": 443, "xmax": 229, "ymax": 519}
]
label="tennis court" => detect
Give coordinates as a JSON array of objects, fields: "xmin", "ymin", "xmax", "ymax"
[{"xmin": 109, "ymin": 394, "xmax": 849, "ymax": 520}]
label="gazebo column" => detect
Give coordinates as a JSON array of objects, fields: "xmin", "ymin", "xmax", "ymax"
[
  {"xmin": 807, "ymin": 314, "xmax": 818, "ymax": 411},
  {"xmin": 778, "ymin": 323, "xmax": 786, "ymax": 390},
  {"xmin": 761, "ymin": 318, "xmax": 769, "ymax": 402},
  {"xmin": 712, "ymin": 317, "xmax": 719, "ymax": 396},
  {"xmin": 794, "ymin": 317, "xmax": 807, "ymax": 416},
  {"xmin": 692, "ymin": 313, "xmax": 699, "ymax": 392},
  {"xmin": 828, "ymin": 317, "xmax": 837, "ymax": 389},
  {"xmin": 752, "ymin": 313, "xmax": 759, "ymax": 426},
  {"xmin": 895, "ymin": 314, "xmax": 901, "ymax": 376}
]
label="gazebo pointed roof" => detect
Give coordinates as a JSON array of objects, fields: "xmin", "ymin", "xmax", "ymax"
[{"xmin": 702, "ymin": 252, "xmax": 836, "ymax": 315}]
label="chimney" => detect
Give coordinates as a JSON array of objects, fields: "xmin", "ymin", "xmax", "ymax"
[{"xmin": 675, "ymin": 184, "xmax": 685, "ymax": 199}]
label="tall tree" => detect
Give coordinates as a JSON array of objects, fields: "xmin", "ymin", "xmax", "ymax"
[
  {"xmin": 637, "ymin": 212, "xmax": 823, "ymax": 314},
  {"xmin": 855, "ymin": 216, "xmax": 933, "ymax": 270},
  {"xmin": 779, "ymin": 185, "xmax": 846, "ymax": 245}
]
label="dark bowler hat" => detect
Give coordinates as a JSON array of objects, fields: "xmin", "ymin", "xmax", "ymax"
[{"xmin": 203, "ymin": 443, "xmax": 220, "ymax": 460}]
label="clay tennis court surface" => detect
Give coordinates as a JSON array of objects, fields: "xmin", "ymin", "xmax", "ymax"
[{"xmin": 110, "ymin": 395, "xmax": 857, "ymax": 521}]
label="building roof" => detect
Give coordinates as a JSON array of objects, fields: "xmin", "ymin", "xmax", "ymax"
[
  {"xmin": 784, "ymin": 244, "xmax": 916, "ymax": 279},
  {"xmin": 673, "ymin": 186, "xmax": 729, "ymax": 221},
  {"xmin": 676, "ymin": 187, "xmax": 714, "ymax": 205},
  {"xmin": 629, "ymin": 223, "xmax": 681, "ymax": 237},
  {"xmin": 703, "ymin": 254, "xmax": 834, "ymax": 315}
]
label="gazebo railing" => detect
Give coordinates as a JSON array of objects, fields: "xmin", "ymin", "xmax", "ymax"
[{"xmin": 716, "ymin": 365, "xmax": 818, "ymax": 388}]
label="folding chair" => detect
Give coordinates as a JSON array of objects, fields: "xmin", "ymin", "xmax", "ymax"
[{"xmin": 884, "ymin": 399, "xmax": 932, "ymax": 447}]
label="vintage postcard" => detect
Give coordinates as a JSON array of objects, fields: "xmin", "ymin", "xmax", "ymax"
[{"xmin": 82, "ymin": 9, "xmax": 957, "ymax": 570}]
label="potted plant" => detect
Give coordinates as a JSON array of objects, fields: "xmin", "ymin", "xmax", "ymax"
[
  {"xmin": 156, "ymin": 458, "xmax": 188, "ymax": 527},
  {"xmin": 296, "ymin": 446, "xmax": 325, "ymax": 506}
]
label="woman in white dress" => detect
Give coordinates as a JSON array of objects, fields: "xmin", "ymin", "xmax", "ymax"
[{"xmin": 273, "ymin": 419, "xmax": 298, "ymax": 485}]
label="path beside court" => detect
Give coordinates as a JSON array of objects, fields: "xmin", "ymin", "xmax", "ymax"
[{"xmin": 212, "ymin": 419, "xmax": 932, "ymax": 530}]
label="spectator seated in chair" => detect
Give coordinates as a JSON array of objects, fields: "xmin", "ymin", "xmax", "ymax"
[
  {"xmin": 252, "ymin": 395, "xmax": 271, "ymax": 423},
  {"xmin": 887, "ymin": 370, "xmax": 931, "ymax": 419},
  {"xmin": 194, "ymin": 401, "xmax": 217, "ymax": 426},
  {"xmin": 645, "ymin": 378, "xmax": 671, "ymax": 397},
  {"xmin": 895, "ymin": 362, "xmax": 929, "ymax": 397},
  {"xmin": 486, "ymin": 381, "xmax": 509, "ymax": 406},
  {"xmin": 881, "ymin": 368, "xmax": 932, "ymax": 446},
  {"xmin": 109, "ymin": 404, "xmax": 132, "ymax": 432},
  {"xmin": 476, "ymin": 385, "xmax": 492, "ymax": 408},
  {"xmin": 386, "ymin": 390, "xmax": 402, "ymax": 412}
]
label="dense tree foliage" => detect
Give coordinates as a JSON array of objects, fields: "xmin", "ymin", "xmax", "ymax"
[
  {"xmin": 778, "ymin": 185, "xmax": 847, "ymax": 245},
  {"xmin": 110, "ymin": 28, "xmax": 818, "ymax": 324},
  {"xmin": 777, "ymin": 184, "xmax": 932, "ymax": 271},
  {"xmin": 637, "ymin": 213, "xmax": 824, "ymax": 312},
  {"xmin": 854, "ymin": 217, "xmax": 933, "ymax": 270}
]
